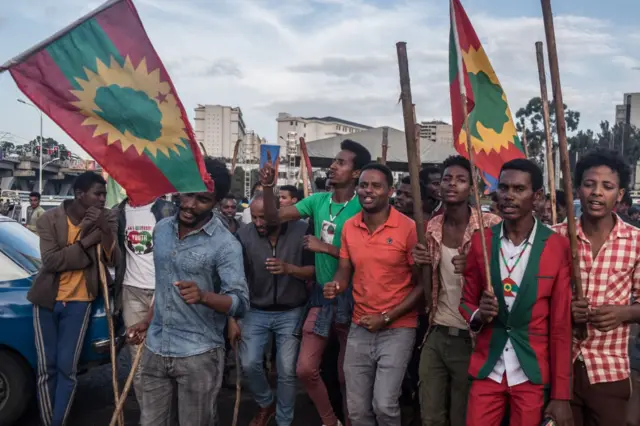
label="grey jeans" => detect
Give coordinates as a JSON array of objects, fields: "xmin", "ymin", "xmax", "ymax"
[
  {"xmin": 141, "ymin": 347, "xmax": 225, "ymax": 426},
  {"xmin": 344, "ymin": 324, "xmax": 416, "ymax": 426},
  {"xmin": 122, "ymin": 285, "xmax": 155, "ymax": 412}
]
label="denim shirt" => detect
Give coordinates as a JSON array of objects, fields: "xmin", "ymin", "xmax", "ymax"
[{"xmin": 146, "ymin": 214, "xmax": 249, "ymax": 357}]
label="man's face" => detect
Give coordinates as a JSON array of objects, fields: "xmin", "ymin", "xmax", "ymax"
[
  {"xmin": 279, "ymin": 190, "xmax": 297, "ymax": 207},
  {"xmin": 631, "ymin": 211, "xmax": 640, "ymax": 221},
  {"xmin": 394, "ymin": 182, "xmax": 414, "ymax": 215},
  {"xmin": 178, "ymin": 192, "xmax": 216, "ymax": 227},
  {"xmin": 250, "ymin": 199, "xmax": 270, "ymax": 236},
  {"xmin": 577, "ymin": 165, "xmax": 623, "ymax": 220},
  {"xmin": 541, "ymin": 199, "xmax": 553, "ymax": 225},
  {"xmin": 220, "ymin": 199, "xmax": 237, "ymax": 218},
  {"xmin": 557, "ymin": 204, "xmax": 567, "ymax": 223},
  {"xmin": 618, "ymin": 202, "xmax": 631, "ymax": 216},
  {"xmin": 497, "ymin": 169, "xmax": 540, "ymax": 221},
  {"xmin": 440, "ymin": 165, "xmax": 470, "ymax": 205},
  {"xmin": 426, "ymin": 172, "xmax": 442, "ymax": 201},
  {"xmin": 30, "ymin": 196, "xmax": 40, "ymax": 209},
  {"xmin": 357, "ymin": 169, "xmax": 393, "ymax": 213},
  {"xmin": 77, "ymin": 183, "xmax": 107, "ymax": 210},
  {"xmin": 328, "ymin": 150, "xmax": 358, "ymax": 187}
]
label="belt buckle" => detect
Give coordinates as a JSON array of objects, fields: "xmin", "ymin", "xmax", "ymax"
[{"xmin": 448, "ymin": 327, "xmax": 460, "ymax": 337}]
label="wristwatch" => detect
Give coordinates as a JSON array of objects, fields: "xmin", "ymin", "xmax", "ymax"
[{"xmin": 381, "ymin": 311, "xmax": 391, "ymax": 325}]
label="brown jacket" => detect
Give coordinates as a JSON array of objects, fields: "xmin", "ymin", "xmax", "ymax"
[{"xmin": 27, "ymin": 200, "xmax": 120, "ymax": 310}]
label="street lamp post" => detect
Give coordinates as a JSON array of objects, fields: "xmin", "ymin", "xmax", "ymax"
[{"xmin": 17, "ymin": 99, "xmax": 44, "ymax": 193}]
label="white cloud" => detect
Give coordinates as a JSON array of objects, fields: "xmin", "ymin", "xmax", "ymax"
[{"xmin": 0, "ymin": 0, "xmax": 637, "ymax": 159}]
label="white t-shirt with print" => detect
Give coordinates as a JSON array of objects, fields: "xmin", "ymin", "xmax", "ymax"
[{"xmin": 123, "ymin": 203, "xmax": 156, "ymax": 290}]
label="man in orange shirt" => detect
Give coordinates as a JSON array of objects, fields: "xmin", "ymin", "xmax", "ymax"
[
  {"xmin": 28, "ymin": 172, "xmax": 118, "ymax": 426},
  {"xmin": 324, "ymin": 163, "xmax": 423, "ymax": 426}
]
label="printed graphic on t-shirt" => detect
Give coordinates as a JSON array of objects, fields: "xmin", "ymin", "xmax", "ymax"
[
  {"xmin": 320, "ymin": 220, "xmax": 336, "ymax": 245},
  {"xmin": 126, "ymin": 225, "xmax": 153, "ymax": 255}
]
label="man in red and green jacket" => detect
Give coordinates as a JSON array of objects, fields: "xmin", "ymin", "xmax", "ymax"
[{"xmin": 459, "ymin": 159, "xmax": 573, "ymax": 426}]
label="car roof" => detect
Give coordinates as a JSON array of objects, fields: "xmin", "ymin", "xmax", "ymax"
[{"xmin": 0, "ymin": 214, "xmax": 17, "ymax": 223}]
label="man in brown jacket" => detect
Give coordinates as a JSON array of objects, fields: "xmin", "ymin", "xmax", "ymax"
[{"xmin": 28, "ymin": 171, "xmax": 119, "ymax": 426}]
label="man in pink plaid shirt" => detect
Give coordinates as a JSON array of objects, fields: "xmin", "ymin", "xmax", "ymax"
[{"xmin": 553, "ymin": 149, "xmax": 640, "ymax": 426}]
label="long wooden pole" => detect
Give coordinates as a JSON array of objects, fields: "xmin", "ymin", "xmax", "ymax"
[
  {"xmin": 230, "ymin": 138, "xmax": 242, "ymax": 176},
  {"xmin": 521, "ymin": 123, "xmax": 530, "ymax": 158},
  {"xmin": 396, "ymin": 42, "xmax": 433, "ymax": 305},
  {"xmin": 541, "ymin": 0, "xmax": 584, "ymax": 302},
  {"xmin": 380, "ymin": 126, "xmax": 389, "ymax": 165},
  {"xmin": 535, "ymin": 41, "xmax": 557, "ymax": 225},
  {"xmin": 450, "ymin": 1, "xmax": 493, "ymax": 295},
  {"xmin": 97, "ymin": 244, "xmax": 123, "ymax": 426}
]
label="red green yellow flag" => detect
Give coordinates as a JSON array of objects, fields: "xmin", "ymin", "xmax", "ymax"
[
  {"xmin": 2, "ymin": 0, "xmax": 212, "ymax": 205},
  {"xmin": 449, "ymin": 0, "xmax": 525, "ymax": 190}
]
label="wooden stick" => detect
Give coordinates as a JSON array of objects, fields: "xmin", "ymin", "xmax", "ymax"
[
  {"xmin": 396, "ymin": 42, "xmax": 432, "ymax": 304},
  {"xmin": 541, "ymin": 0, "xmax": 584, "ymax": 302},
  {"xmin": 230, "ymin": 138, "xmax": 242, "ymax": 176},
  {"xmin": 109, "ymin": 338, "xmax": 144, "ymax": 426},
  {"xmin": 298, "ymin": 137, "xmax": 315, "ymax": 194},
  {"xmin": 450, "ymin": 2, "xmax": 493, "ymax": 295},
  {"xmin": 97, "ymin": 244, "xmax": 123, "ymax": 426},
  {"xmin": 380, "ymin": 126, "xmax": 389, "ymax": 165},
  {"xmin": 231, "ymin": 345, "xmax": 242, "ymax": 426},
  {"xmin": 521, "ymin": 123, "xmax": 530, "ymax": 158},
  {"xmin": 535, "ymin": 41, "xmax": 557, "ymax": 225},
  {"xmin": 300, "ymin": 158, "xmax": 310, "ymax": 198}
]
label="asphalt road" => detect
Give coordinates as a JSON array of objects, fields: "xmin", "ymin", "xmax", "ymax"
[{"xmin": 18, "ymin": 351, "xmax": 323, "ymax": 426}]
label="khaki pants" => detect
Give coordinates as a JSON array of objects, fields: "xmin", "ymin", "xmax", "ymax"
[{"xmin": 122, "ymin": 285, "xmax": 154, "ymax": 412}]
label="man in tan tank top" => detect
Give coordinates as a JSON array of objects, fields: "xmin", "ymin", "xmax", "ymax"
[{"xmin": 412, "ymin": 156, "xmax": 501, "ymax": 426}]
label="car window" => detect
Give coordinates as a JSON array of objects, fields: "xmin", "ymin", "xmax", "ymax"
[
  {"xmin": 0, "ymin": 221, "xmax": 42, "ymax": 274},
  {"xmin": 0, "ymin": 251, "xmax": 31, "ymax": 281}
]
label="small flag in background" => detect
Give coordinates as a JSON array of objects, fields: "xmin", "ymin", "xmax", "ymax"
[
  {"xmin": 449, "ymin": 0, "xmax": 525, "ymax": 192},
  {"xmin": 3, "ymin": 0, "xmax": 213, "ymax": 205},
  {"xmin": 102, "ymin": 171, "xmax": 127, "ymax": 208}
]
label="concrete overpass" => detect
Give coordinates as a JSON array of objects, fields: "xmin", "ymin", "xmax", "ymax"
[{"xmin": 0, "ymin": 156, "xmax": 101, "ymax": 196}]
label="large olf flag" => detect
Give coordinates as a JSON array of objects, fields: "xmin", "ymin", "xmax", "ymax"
[
  {"xmin": 449, "ymin": 0, "xmax": 525, "ymax": 191},
  {"xmin": 1, "ymin": 0, "xmax": 213, "ymax": 205}
]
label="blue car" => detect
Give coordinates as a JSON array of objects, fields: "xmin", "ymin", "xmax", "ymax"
[{"xmin": 0, "ymin": 215, "xmax": 123, "ymax": 425}]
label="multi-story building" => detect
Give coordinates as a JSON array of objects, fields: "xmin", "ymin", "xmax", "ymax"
[
  {"xmin": 419, "ymin": 120, "xmax": 454, "ymax": 146},
  {"xmin": 243, "ymin": 131, "xmax": 266, "ymax": 162},
  {"xmin": 276, "ymin": 112, "xmax": 371, "ymax": 149},
  {"xmin": 615, "ymin": 93, "xmax": 640, "ymax": 127},
  {"xmin": 194, "ymin": 104, "xmax": 246, "ymax": 158}
]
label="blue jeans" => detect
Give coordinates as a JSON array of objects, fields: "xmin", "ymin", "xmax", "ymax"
[
  {"xmin": 33, "ymin": 302, "xmax": 92, "ymax": 426},
  {"xmin": 239, "ymin": 307, "xmax": 303, "ymax": 426}
]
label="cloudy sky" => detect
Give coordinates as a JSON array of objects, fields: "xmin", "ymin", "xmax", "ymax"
[{"xmin": 0, "ymin": 0, "xmax": 638, "ymax": 157}]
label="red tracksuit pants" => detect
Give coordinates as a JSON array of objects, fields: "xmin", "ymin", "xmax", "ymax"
[{"xmin": 467, "ymin": 376, "xmax": 545, "ymax": 426}]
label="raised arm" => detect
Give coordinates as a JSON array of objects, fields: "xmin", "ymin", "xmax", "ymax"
[{"xmin": 259, "ymin": 162, "xmax": 302, "ymax": 225}]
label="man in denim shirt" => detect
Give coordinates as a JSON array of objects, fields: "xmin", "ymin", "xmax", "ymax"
[{"xmin": 127, "ymin": 158, "xmax": 249, "ymax": 426}]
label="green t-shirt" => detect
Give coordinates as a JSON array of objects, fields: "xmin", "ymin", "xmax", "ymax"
[{"xmin": 295, "ymin": 192, "xmax": 361, "ymax": 286}]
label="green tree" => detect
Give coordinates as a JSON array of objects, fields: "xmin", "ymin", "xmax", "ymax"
[{"xmin": 515, "ymin": 97, "xmax": 580, "ymax": 168}]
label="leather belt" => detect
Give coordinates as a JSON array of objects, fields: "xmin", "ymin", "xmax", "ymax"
[{"xmin": 432, "ymin": 324, "xmax": 470, "ymax": 338}]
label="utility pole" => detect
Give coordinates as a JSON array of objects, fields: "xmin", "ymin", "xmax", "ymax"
[{"xmin": 17, "ymin": 99, "xmax": 44, "ymax": 194}]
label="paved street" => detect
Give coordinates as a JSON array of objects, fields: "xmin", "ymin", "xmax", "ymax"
[{"xmin": 18, "ymin": 351, "xmax": 323, "ymax": 426}]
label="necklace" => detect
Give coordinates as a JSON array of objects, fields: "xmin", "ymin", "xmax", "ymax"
[
  {"xmin": 329, "ymin": 192, "xmax": 356, "ymax": 222},
  {"xmin": 499, "ymin": 233, "xmax": 532, "ymax": 297}
]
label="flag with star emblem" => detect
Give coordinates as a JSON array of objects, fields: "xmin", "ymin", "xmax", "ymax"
[
  {"xmin": 449, "ymin": 0, "xmax": 525, "ymax": 191},
  {"xmin": 2, "ymin": 0, "xmax": 212, "ymax": 205}
]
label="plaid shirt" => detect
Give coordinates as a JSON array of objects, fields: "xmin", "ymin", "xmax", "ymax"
[
  {"xmin": 425, "ymin": 209, "xmax": 501, "ymax": 322},
  {"xmin": 553, "ymin": 216, "xmax": 640, "ymax": 384}
]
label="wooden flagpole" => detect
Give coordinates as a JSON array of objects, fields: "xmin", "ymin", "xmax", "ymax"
[
  {"xmin": 396, "ymin": 42, "xmax": 433, "ymax": 306},
  {"xmin": 535, "ymin": 41, "xmax": 557, "ymax": 225},
  {"xmin": 540, "ymin": 0, "xmax": 584, "ymax": 304},
  {"xmin": 521, "ymin": 123, "xmax": 530, "ymax": 158},
  {"xmin": 450, "ymin": 0, "xmax": 493, "ymax": 295}
]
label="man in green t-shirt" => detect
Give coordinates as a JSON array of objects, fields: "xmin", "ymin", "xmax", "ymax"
[{"xmin": 260, "ymin": 139, "xmax": 371, "ymax": 426}]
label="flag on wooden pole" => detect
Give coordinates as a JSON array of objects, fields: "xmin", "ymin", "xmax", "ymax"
[
  {"xmin": 2, "ymin": 0, "xmax": 213, "ymax": 205},
  {"xmin": 450, "ymin": 0, "xmax": 526, "ymax": 191}
]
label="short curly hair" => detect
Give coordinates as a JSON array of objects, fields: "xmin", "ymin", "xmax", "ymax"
[
  {"xmin": 575, "ymin": 149, "xmax": 630, "ymax": 190},
  {"xmin": 442, "ymin": 155, "xmax": 471, "ymax": 180},
  {"xmin": 204, "ymin": 157, "xmax": 231, "ymax": 202}
]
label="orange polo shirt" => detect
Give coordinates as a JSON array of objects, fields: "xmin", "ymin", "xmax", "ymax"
[{"xmin": 340, "ymin": 207, "xmax": 418, "ymax": 328}]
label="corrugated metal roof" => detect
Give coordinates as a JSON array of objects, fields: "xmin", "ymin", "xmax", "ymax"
[{"xmin": 306, "ymin": 126, "xmax": 457, "ymax": 164}]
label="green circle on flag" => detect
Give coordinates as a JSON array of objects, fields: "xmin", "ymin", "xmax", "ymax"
[{"xmin": 95, "ymin": 84, "xmax": 162, "ymax": 141}]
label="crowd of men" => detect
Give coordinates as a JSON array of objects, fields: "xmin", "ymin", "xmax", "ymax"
[{"xmin": 23, "ymin": 139, "xmax": 640, "ymax": 426}]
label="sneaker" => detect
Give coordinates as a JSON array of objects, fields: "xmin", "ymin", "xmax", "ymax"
[{"xmin": 249, "ymin": 402, "xmax": 276, "ymax": 426}]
